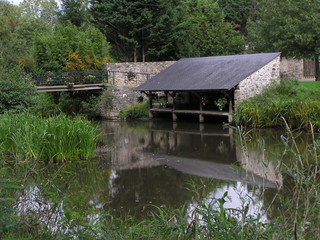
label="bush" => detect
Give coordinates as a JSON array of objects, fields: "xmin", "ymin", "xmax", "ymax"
[
  {"xmin": 0, "ymin": 70, "xmax": 35, "ymax": 114},
  {"xmin": 119, "ymin": 102, "xmax": 149, "ymax": 119}
]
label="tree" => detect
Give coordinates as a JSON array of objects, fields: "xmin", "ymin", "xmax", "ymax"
[
  {"xmin": 19, "ymin": 0, "xmax": 59, "ymax": 26},
  {"xmin": 90, "ymin": 0, "xmax": 183, "ymax": 62},
  {"xmin": 218, "ymin": 0, "xmax": 254, "ymax": 34},
  {"xmin": 0, "ymin": 70, "xmax": 35, "ymax": 113},
  {"xmin": 0, "ymin": 0, "xmax": 52, "ymax": 71},
  {"xmin": 247, "ymin": 0, "xmax": 320, "ymax": 80},
  {"xmin": 33, "ymin": 24, "xmax": 111, "ymax": 72},
  {"xmin": 178, "ymin": 0, "xmax": 245, "ymax": 58},
  {"xmin": 59, "ymin": 0, "xmax": 91, "ymax": 28}
]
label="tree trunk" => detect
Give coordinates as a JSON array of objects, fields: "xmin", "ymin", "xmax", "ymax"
[
  {"xmin": 316, "ymin": 55, "xmax": 320, "ymax": 81},
  {"xmin": 134, "ymin": 48, "xmax": 137, "ymax": 62},
  {"xmin": 142, "ymin": 45, "xmax": 145, "ymax": 62}
]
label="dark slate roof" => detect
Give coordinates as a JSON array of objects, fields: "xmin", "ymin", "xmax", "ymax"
[{"xmin": 136, "ymin": 52, "xmax": 280, "ymax": 91}]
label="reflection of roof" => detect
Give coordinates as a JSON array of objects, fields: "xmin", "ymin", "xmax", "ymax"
[
  {"xmin": 136, "ymin": 52, "xmax": 280, "ymax": 91},
  {"xmin": 144, "ymin": 153, "xmax": 276, "ymax": 188}
]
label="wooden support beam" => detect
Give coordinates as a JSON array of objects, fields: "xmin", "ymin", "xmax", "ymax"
[
  {"xmin": 228, "ymin": 98, "xmax": 233, "ymax": 124},
  {"xmin": 149, "ymin": 91, "xmax": 153, "ymax": 118},
  {"xmin": 172, "ymin": 92, "xmax": 177, "ymax": 121}
]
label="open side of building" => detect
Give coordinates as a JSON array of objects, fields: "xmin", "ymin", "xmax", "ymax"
[{"xmin": 135, "ymin": 52, "xmax": 281, "ymax": 123}]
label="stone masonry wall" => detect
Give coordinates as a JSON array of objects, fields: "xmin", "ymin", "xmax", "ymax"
[
  {"xmin": 106, "ymin": 61, "xmax": 175, "ymax": 87},
  {"xmin": 234, "ymin": 56, "xmax": 280, "ymax": 108},
  {"xmin": 102, "ymin": 62, "xmax": 175, "ymax": 119},
  {"xmin": 280, "ymin": 57, "xmax": 304, "ymax": 80}
]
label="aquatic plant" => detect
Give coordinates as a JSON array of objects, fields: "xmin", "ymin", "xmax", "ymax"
[{"xmin": 0, "ymin": 113, "xmax": 100, "ymax": 162}]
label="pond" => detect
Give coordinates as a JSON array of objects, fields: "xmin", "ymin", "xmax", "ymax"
[{"xmin": 12, "ymin": 119, "xmax": 312, "ymax": 233}]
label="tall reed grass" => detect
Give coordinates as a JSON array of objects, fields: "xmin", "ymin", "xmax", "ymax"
[{"xmin": 0, "ymin": 113, "xmax": 100, "ymax": 162}]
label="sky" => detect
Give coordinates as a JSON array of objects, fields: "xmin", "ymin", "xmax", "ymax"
[{"xmin": 10, "ymin": 0, "xmax": 23, "ymax": 5}]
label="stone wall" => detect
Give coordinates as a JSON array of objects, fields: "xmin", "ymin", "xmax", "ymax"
[
  {"xmin": 280, "ymin": 57, "xmax": 304, "ymax": 80},
  {"xmin": 106, "ymin": 61, "xmax": 175, "ymax": 87},
  {"xmin": 234, "ymin": 56, "xmax": 280, "ymax": 107},
  {"xmin": 101, "ymin": 85, "xmax": 145, "ymax": 119}
]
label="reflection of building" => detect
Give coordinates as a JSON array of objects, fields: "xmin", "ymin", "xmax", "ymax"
[
  {"xmin": 100, "ymin": 120, "xmax": 282, "ymax": 219},
  {"xmin": 102, "ymin": 120, "xmax": 281, "ymax": 188}
]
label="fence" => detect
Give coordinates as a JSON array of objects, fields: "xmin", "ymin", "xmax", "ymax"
[{"xmin": 28, "ymin": 70, "xmax": 154, "ymax": 87}]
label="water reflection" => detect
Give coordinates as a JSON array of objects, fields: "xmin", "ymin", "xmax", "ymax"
[
  {"xmin": 100, "ymin": 120, "xmax": 282, "ymax": 219},
  {"xmin": 16, "ymin": 120, "xmax": 286, "ymax": 232}
]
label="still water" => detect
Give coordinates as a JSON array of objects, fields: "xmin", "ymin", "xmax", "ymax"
[{"xmin": 16, "ymin": 120, "xmax": 298, "ymax": 231}]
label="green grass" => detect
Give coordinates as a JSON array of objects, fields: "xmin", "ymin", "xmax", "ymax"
[
  {"xmin": 0, "ymin": 113, "xmax": 100, "ymax": 162},
  {"xmin": 234, "ymin": 80, "xmax": 320, "ymax": 129}
]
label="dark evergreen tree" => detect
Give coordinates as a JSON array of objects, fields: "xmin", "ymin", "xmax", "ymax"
[
  {"xmin": 90, "ymin": 0, "xmax": 183, "ymax": 62},
  {"xmin": 178, "ymin": 0, "xmax": 245, "ymax": 58},
  {"xmin": 59, "ymin": 0, "xmax": 91, "ymax": 28},
  {"xmin": 218, "ymin": 0, "xmax": 254, "ymax": 34}
]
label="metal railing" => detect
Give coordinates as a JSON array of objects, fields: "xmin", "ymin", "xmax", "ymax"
[
  {"xmin": 26, "ymin": 70, "xmax": 154, "ymax": 86},
  {"xmin": 29, "ymin": 70, "xmax": 108, "ymax": 86}
]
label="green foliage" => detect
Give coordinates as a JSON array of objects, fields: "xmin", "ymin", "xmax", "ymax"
[
  {"xmin": 90, "ymin": 0, "xmax": 182, "ymax": 62},
  {"xmin": 59, "ymin": 0, "xmax": 92, "ymax": 27},
  {"xmin": 19, "ymin": 0, "xmax": 59, "ymax": 26},
  {"xmin": 247, "ymin": 0, "xmax": 320, "ymax": 79},
  {"xmin": 33, "ymin": 23, "xmax": 110, "ymax": 72},
  {"xmin": 119, "ymin": 102, "xmax": 149, "ymax": 119},
  {"xmin": 234, "ymin": 80, "xmax": 320, "ymax": 129},
  {"xmin": 0, "ymin": 70, "xmax": 36, "ymax": 113},
  {"xmin": 218, "ymin": 0, "xmax": 254, "ymax": 33},
  {"xmin": 178, "ymin": 0, "xmax": 245, "ymax": 57},
  {"xmin": 0, "ymin": 177, "xmax": 22, "ymax": 237},
  {"xmin": 0, "ymin": 113, "xmax": 100, "ymax": 162},
  {"xmin": 29, "ymin": 92, "xmax": 60, "ymax": 117}
]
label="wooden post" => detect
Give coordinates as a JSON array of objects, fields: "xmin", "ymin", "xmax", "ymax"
[
  {"xmin": 149, "ymin": 91, "xmax": 153, "ymax": 118},
  {"xmin": 172, "ymin": 92, "xmax": 177, "ymax": 122},
  {"xmin": 228, "ymin": 98, "xmax": 233, "ymax": 124},
  {"xmin": 199, "ymin": 93, "xmax": 204, "ymax": 123}
]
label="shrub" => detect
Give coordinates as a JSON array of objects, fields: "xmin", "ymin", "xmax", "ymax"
[
  {"xmin": 119, "ymin": 102, "xmax": 149, "ymax": 119},
  {"xmin": 0, "ymin": 70, "xmax": 35, "ymax": 114}
]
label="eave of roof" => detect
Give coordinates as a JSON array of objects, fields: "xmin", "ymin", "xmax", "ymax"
[{"xmin": 136, "ymin": 52, "xmax": 281, "ymax": 92}]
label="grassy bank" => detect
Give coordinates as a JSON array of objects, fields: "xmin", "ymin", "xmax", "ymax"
[
  {"xmin": 234, "ymin": 80, "xmax": 320, "ymax": 129},
  {"xmin": 0, "ymin": 113, "xmax": 100, "ymax": 163}
]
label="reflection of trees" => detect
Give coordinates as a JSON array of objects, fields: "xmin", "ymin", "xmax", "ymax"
[
  {"xmin": 11, "ymin": 159, "xmax": 111, "ymax": 231},
  {"xmin": 107, "ymin": 166, "xmax": 224, "ymax": 219}
]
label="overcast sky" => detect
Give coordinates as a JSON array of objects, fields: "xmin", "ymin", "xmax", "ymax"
[{"xmin": 9, "ymin": 0, "xmax": 23, "ymax": 5}]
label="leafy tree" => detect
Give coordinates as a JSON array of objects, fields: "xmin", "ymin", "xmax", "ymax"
[
  {"xmin": 19, "ymin": 0, "xmax": 59, "ymax": 26},
  {"xmin": 0, "ymin": 0, "xmax": 51, "ymax": 71},
  {"xmin": 33, "ymin": 24, "xmax": 111, "ymax": 72},
  {"xmin": 218, "ymin": 0, "xmax": 254, "ymax": 34},
  {"xmin": 247, "ymin": 0, "xmax": 320, "ymax": 80},
  {"xmin": 0, "ymin": 70, "xmax": 35, "ymax": 113},
  {"xmin": 0, "ymin": 1, "xmax": 22, "ymax": 69},
  {"xmin": 59, "ymin": 0, "xmax": 92, "ymax": 28},
  {"xmin": 90, "ymin": 0, "xmax": 183, "ymax": 62},
  {"xmin": 178, "ymin": 0, "xmax": 245, "ymax": 58}
]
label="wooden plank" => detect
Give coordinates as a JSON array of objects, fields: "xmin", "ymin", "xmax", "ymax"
[
  {"xmin": 149, "ymin": 108, "xmax": 229, "ymax": 117},
  {"xmin": 36, "ymin": 84, "xmax": 104, "ymax": 92}
]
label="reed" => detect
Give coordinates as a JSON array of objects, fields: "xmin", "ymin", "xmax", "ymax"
[{"xmin": 0, "ymin": 113, "xmax": 100, "ymax": 162}]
